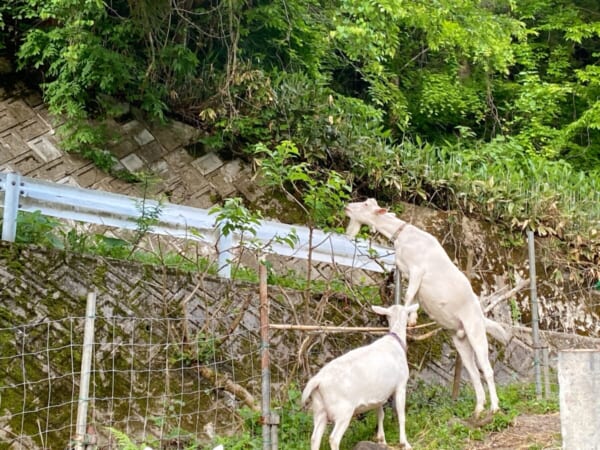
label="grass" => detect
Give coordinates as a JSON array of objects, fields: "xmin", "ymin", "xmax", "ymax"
[{"xmin": 209, "ymin": 382, "xmax": 559, "ymax": 449}]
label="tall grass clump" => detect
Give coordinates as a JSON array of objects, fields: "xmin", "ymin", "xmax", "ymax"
[{"xmin": 394, "ymin": 135, "xmax": 600, "ymax": 241}]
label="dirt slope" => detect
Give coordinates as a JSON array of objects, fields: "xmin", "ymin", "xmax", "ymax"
[{"xmin": 466, "ymin": 413, "xmax": 561, "ymax": 450}]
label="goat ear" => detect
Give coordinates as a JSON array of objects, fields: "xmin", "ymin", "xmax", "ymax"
[
  {"xmin": 375, "ymin": 208, "xmax": 387, "ymax": 215},
  {"xmin": 371, "ymin": 305, "xmax": 389, "ymax": 316},
  {"xmin": 407, "ymin": 303, "xmax": 419, "ymax": 313}
]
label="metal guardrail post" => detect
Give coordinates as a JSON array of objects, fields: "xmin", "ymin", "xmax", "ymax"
[
  {"xmin": 0, "ymin": 172, "xmax": 396, "ymax": 273},
  {"xmin": 216, "ymin": 223, "xmax": 233, "ymax": 278},
  {"xmin": 1, "ymin": 172, "xmax": 21, "ymax": 242}
]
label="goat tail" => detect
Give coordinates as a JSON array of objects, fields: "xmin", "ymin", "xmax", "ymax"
[
  {"xmin": 301, "ymin": 377, "xmax": 319, "ymax": 406},
  {"xmin": 485, "ymin": 318, "xmax": 510, "ymax": 344}
]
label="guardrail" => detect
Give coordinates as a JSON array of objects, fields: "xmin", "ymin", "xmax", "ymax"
[{"xmin": 0, "ymin": 172, "xmax": 395, "ymax": 277}]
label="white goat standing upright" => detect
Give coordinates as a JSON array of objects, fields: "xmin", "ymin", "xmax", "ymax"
[
  {"xmin": 302, "ymin": 303, "xmax": 417, "ymax": 450},
  {"xmin": 345, "ymin": 198, "xmax": 508, "ymax": 416}
]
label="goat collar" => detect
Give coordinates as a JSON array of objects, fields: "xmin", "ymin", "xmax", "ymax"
[
  {"xmin": 389, "ymin": 222, "xmax": 408, "ymax": 242},
  {"xmin": 387, "ymin": 331, "xmax": 407, "ymax": 354}
]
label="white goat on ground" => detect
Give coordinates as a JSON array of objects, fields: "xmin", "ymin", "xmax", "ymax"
[
  {"xmin": 345, "ymin": 198, "xmax": 508, "ymax": 416},
  {"xmin": 302, "ymin": 303, "xmax": 417, "ymax": 450}
]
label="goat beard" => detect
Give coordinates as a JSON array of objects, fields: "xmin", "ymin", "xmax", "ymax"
[{"xmin": 345, "ymin": 219, "xmax": 362, "ymax": 238}]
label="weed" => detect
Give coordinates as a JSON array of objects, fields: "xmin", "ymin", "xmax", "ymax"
[{"xmin": 208, "ymin": 382, "xmax": 559, "ymax": 449}]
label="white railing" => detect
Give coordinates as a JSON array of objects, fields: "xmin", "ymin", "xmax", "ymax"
[{"xmin": 0, "ymin": 172, "xmax": 395, "ymax": 277}]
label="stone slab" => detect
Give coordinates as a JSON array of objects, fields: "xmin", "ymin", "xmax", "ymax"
[
  {"xmin": 138, "ymin": 140, "xmax": 165, "ymax": 164},
  {"xmin": 28, "ymin": 135, "xmax": 62, "ymax": 162},
  {"xmin": 11, "ymin": 152, "xmax": 44, "ymax": 175},
  {"xmin": 221, "ymin": 159, "xmax": 243, "ymax": 183},
  {"xmin": 60, "ymin": 153, "xmax": 94, "ymax": 174},
  {"xmin": 34, "ymin": 105, "xmax": 64, "ymax": 128},
  {"xmin": 151, "ymin": 124, "xmax": 184, "ymax": 151},
  {"xmin": 56, "ymin": 175, "xmax": 81, "ymax": 187},
  {"xmin": 23, "ymin": 90, "xmax": 43, "ymax": 108},
  {"xmin": 7, "ymin": 99, "xmax": 35, "ymax": 122},
  {"xmin": 187, "ymin": 191, "xmax": 217, "ymax": 209},
  {"xmin": 17, "ymin": 118, "xmax": 50, "ymax": 141},
  {"xmin": 191, "ymin": 151, "xmax": 223, "ymax": 175},
  {"xmin": 208, "ymin": 171, "xmax": 237, "ymax": 198},
  {"xmin": 179, "ymin": 166, "xmax": 206, "ymax": 187},
  {"xmin": 149, "ymin": 158, "xmax": 169, "ymax": 176},
  {"xmin": 1, "ymin": 131, "xmax": 30, "ymax": 156},
  {"xmin": 133, "ymin": 128, "xmax": 155, "ymax": 146},
  {"xmin": 121, "ymin": 120, "xmax": 143, "ymax": 134},
  {"xmin": 152, "ymin": 121, "xmax": 200, "ymax": 150},
  {"xmin": 163, "ymin": 147, "xmax": 195, "ymax": 169},
  {"xmin": 109, "ymin": 137, "xmax": 137, "ymax": 158},
  {"xmin": 29, "ymin": 160, "xmax": 69, "ymax": 181},
  {"xmin": 0, "ymin": 108, "xmax": 19, "ymax": 131},
  {"xmin": 235, "ymin": 175, "xmax": 265, "ymax": 203},
  {"xmin": 75, "ymin": 166, "xmax": 110, "ymax": 188},
  {"xmin": 120, "ymin": 153, "xmax": 145, "ymax": 172}
]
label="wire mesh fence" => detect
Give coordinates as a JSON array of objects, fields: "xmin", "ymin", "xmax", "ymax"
[
  {"xmin": 0, "ymin": 276, "xmax": 573, "ymax": 450},
  {"xmin": 0, "ymin": 244, "xmax": 387, "ymax": 449},
  {"xmin": 0, "ymin": 309, "xmax": 264, "ymax": 448},
  {"xmin": 0, "ymin": 213, "xmax": 598, "ymax": 448}
]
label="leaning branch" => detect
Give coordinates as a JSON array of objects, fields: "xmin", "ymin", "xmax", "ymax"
[
  {"xmin": 198, "ymin": 365, "xmax": 260, "ymax": 412},
  {"xmin": 483, "ymin": 279, "xmax": 529, "ymax": 313}
]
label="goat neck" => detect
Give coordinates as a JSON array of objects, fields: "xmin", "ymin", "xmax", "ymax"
[
  {"xmin": 387, "ymin": 312, "xmax": 409, "ymax": 349},
  {"xmin": 371, "ymin": 213, "xmax": 408, "ymax": 242}
]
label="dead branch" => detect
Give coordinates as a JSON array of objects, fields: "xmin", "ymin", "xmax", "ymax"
[
  {"xmin": 483, "ymin": 279, "xmax": 529, "ymax": 313},
  {"xmin": 410, "ymin": 327, "xmax": 443, "ymax": 341},
  {"xmin": 198, "ymin": 365, "xmax": 260, "ymax": 412},
  {"xmin": 179, "ymin": 280, "xmax": 258, "ymax": 412},
  {"xmin": 219, "ymin": 292, "xmax": 254, "ymax": 345}
]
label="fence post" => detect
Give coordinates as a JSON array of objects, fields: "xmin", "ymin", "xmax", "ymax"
[
  {"xmin": 259, "ymin": 256, "xmax": 278, "ymax": 449},
  {"xmin": 74, "ymin": 292, "xmax": 97, "ymax": 450},
  {"xmin": 558, "ymin": 349, "xmax": 600, "ymax": 449},
  {"xmin": 393, "ymin": 269, "xmax": 402, "ymax": 306},
  {"xmin": 542, "ymin": 346, "xmax": 551, "ymax": 399},
  {"xmin": 527, "ymin": 230, "xmax": 543, "ymax": 399},
  {"xmin": 1, "ymin": 172, "xmax": 21, "ymax": 242}
]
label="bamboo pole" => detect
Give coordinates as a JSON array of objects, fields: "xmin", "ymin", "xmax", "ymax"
[
  {"xmin": 269, "ymin": 322, "xmax": 436, "ymax": 333},
  {"xmin": 269, "ymin": 323, "xmax": 442, "ymax": 341}
]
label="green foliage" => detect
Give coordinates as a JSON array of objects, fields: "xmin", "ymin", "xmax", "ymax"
[
  {"xmin": 210, "ymin": 197, "xmax": 262, "ymax": 239},
  {"xmin": 240, "ymin": 0, "xmax": 329, "ymax": 77},
  {"xmin": 349, "ymin": 133, "xmax": 600, "ymax": 243},
  {"xmin": 2, "ymin": 0, "xmax": 599, "ymax": 283},
  {"xmin": 132, "ymin": 192, "xmax": 163, "ymax": 252},
  {"xmin": 15, "ymin": 211, "xmax": 62, "ymax": 248},
  {"xmin": 210, "ymin": 382, "xmax": 558, "ymax": 449},
  {"xmin": 416, "ymin": 71, "xmax": 485, "ymax": 127},
  {"xmin": 251, "ymin": 140, "xmax": 351, "ymax": 230},
  {"xmin": 106, "ymin": 426, "xmax": 153, "ymax": 450}
]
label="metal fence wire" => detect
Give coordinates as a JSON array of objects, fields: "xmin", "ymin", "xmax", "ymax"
[
  {"xmin": 0, "ymin": 251, "xmax": 387, "ymax": 450},
  {"xmin": 0, "ymin": 301, "xmax": 263, "ymax": 448},
  {"xmin": 2, "ymin": 173, "xmax": 599, "ymax": 449}
]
